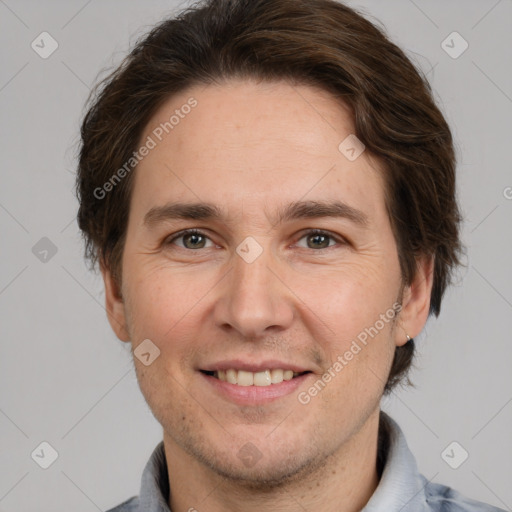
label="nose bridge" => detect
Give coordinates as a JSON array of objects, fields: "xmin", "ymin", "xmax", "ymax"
[
  {"xmin": 215, "ymin": 239, "xmax": 293, "ymax": 337},
  {"xmin": 233, "ymin": 243, "xmax": 272, "ymax": 299}
]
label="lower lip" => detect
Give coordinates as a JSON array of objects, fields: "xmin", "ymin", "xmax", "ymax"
[{"xmin": 200, "ymin": 372, "xmax": 311, "ymax": 405}]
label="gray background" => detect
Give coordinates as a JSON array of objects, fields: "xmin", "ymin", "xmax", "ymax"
[{"xmin": 1, "ymin": 0, "xmax": 511, "ymax": 511}]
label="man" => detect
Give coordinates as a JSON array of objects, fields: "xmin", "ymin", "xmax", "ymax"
[{"xmin": 76, "ymin": 0, "xmax": 504, "ymax": 510}]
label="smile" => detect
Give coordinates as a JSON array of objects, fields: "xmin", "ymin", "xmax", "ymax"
[{"xmin": 201, "ymin": 368, "xmax": 309, "ymax": 387}]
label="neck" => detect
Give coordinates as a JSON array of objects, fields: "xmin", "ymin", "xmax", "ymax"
[{"xmin": 164, "ymin": 408, "xmax": 382, "ymax": 512}]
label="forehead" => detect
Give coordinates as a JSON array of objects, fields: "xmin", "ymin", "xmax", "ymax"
[{"xmin": 131, "ymin": 79, "xmax": 386, "ymax": 222}]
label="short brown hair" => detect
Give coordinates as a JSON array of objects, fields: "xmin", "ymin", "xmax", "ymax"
[{"xmin": 76, "ymin": 0, "xmax": 463, "ymax": 392}]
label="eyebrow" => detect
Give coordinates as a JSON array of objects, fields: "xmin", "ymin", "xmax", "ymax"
[{"xmin": 143, "ymin": 200, "xmax": 369, "ymax": 228}]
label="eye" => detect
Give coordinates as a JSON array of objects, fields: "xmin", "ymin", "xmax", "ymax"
[
  {"xmin": 164, "ymin": 228, "xmax": 346, "ymax": 251},
  {"xmin": 166, "ymin": 229, "xmax": 215, "ymax": 250},
  {"xmin": 295, "ymin": 229, "xmax": 345, "ymax": 250}
]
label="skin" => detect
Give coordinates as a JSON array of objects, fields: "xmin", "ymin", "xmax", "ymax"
[{"xmin": 102, "ymin": 79, "xmax": 433, "ymax": 512}]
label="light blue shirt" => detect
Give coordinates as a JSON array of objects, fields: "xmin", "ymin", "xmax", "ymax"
[{"xmin": 107, "ymin": 414, "xmax": 505, "ymax": 512}]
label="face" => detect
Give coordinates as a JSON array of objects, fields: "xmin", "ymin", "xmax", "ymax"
[{"xmin": 103, "ymin": 79, "xmax": 432, "ymax": 485}]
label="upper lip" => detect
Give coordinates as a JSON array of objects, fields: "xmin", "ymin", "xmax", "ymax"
[{"xmin": 199, "ymin": 359, "xmax": 311, "ymax": 373}]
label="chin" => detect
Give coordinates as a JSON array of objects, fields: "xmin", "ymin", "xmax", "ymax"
[{"xmin": 191, "ymin": 440, "xmax": 330, "ymax": 490}]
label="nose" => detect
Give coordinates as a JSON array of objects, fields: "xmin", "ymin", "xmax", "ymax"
[{"xmin": 213, "ymin": 244, "xmax": 294, "ymax": 339}]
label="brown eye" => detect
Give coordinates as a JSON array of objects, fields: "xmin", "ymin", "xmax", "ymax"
[
  {"xmin": 167, "ymin": 229, "xmax": 213, "ymax": 249},
  {"xmin": 182, "ymin": 232, "xmax": 207, "ymax": 249},
  {"xmin": 306, "ymin": 232, "xmax": 331, "ymax": 249},
  {"xmin": 296, "ymin": 229, "xmax": 342, "ymax": 250}
]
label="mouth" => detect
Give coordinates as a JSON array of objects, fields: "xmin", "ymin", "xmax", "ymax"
[{"xmin": 200, "ymin": 368, "xmax": 311, "ymax": 387}]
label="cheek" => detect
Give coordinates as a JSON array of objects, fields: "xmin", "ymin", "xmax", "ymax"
[
  {"xmin": 289, "ymin": 262, "xmax": 399, "ymax": 386},
  {"xmin": 123, "ymin": 263, "xmax": 220, "ymax": 370},
  {"xmin": 290, "ymin": 258, "xmax": 399, "ymax": 331},
  {"xmin": 125, "ymin": 261, "xmax": 205, "ymax": 325},
  {"xmin": 124, "ymin": 268, "xmax": 208, "ymax": 407}
]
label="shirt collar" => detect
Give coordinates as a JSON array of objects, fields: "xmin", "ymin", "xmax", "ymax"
[
  {"xmin": 138, "ymin": 412, "xmax": 428, "ymax": 512},
  {"xmin": 138, "ymin": 439, "xmax": 171, "ymax": 512},
  {"xmin": 362, "ymin": 412, "xmax": 430, "ymax": 511}
]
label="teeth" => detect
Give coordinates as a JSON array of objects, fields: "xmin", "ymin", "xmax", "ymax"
[
  {"xmin": 214, "ymin": 369, "xmax": 303, "ymax": 386},
  {"xmin": 226, "ymin": 369, "xmax": 237, "ymax": 384},
  {"xmin": 237, "ymin": 370, "xmax": 253, "ymax": 386},
  {"xmin": 270, "ymin": 369, "xmax": 283, "ymax": 383},
  {"xmin": 253, "ymin": 370, "xmax": 271, "ymax": 386}
]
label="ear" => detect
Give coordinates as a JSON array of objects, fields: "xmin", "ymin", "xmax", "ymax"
[
  {"xmin": 395, "ymin": 255, "xmax": 434, "ymax": 347},
  {"xmin": 100, "ymin": 261, "xmax": 130, "ymax": 342}
]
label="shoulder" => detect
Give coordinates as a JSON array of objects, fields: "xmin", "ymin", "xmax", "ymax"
[
  {"xmin": 104, "ymin": 441, "xmax": 170, "ymax": 512},
  {"xmin": 105, "ymin": 496, "xmax": 139, "ymax": 512},
  {"xmin": 424, "ymin": 479, "xmax": 506, "ymax": 512},
  {"xmin": 372, "ymin": 414, "xmax": 506, "ymax": 512}
]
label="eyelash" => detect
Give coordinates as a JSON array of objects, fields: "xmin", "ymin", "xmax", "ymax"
[{"xmin": 165, "ymin": 228, "xmax": 347, "ymax": 251}]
